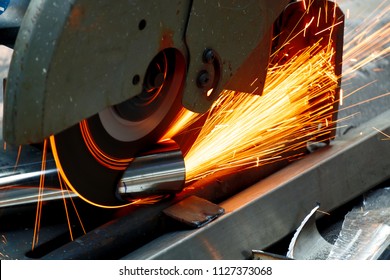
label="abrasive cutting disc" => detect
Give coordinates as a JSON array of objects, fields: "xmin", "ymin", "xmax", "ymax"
[{"xmin": 50, "ymin": 50, "xmax": 186, "ymax": 207}]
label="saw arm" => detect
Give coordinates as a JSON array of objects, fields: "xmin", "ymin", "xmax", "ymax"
[{"xmin": 3, "ymin": 0, "xmax": 290, "ymax": 145}]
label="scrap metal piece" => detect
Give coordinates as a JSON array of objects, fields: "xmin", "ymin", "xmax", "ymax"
[
  {"xmin": 288, "ymin": 188, "xmax": 390, "ymax": 260},
  {"xmin": 287, "ymin": 205, "xmax": 333, "ymax": 259},
  {"xmin": 327, "ymin": 187, "xmax": 390, "ymax": 260},
  {"xmin": 163, "ymin": 196, "xmax": 224, "ymax": 228}
]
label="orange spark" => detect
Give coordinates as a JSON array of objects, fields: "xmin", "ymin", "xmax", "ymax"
[
  {"xmin": 163, "ymin": 108, "xmax": 199, "ymax": 140},
  {"xmin": 339, "ymin": 91, "xmax": 390, "ymax": 112},
  {"xmin": 317, "ymin": 7, "xmax": 322, "ymax": 27},
  {"xmin": 58, "ymin": 173, "xmax": 74, "ymax": 241},
  {"xmin": 372, "ymin": 127, "xmax": 390, "ymax": 140},
  {"xmin": 65, "ymin": 184, "xmax": 87, "ymax": 235},
  {"xmin": 32, "ymin": 139, "xmax": 48, "ymax": 250},
  {"xmin": 58, "ymin": 173, "xmax": 87, "ymax": 240},
  {"xmin": 314, "ymin": 20, "xmax": 343, "ymax": 36},
  {"xmin": 304, "ymin": 17, "xmax": 315, "ymax": 37},
  {"xmin": 13, "ymin": 145, "xmax": 22, "ymax": 171},
  {"xmin": 79, "ymin": 120, "xmax": 130, "ymax": 171},
  {"xmin": 184, "ymin": 42, "xmax": 339, "ymax": 182}
]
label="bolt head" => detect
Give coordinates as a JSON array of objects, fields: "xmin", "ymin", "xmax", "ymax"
[
  {"xmin": 203, "ymin": 49, "xmax": 215, "ymax": 64},
  {"xmin": 197, "ymin": 71, "xmax": 210, "ymax": 88}
]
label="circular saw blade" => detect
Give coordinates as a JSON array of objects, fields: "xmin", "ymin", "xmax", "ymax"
[
  {"xmin": 50, "ymin": 122, "xmax": 125, "ymax": 207},
  {"xmin": 50, "ymin": 50, "xmax": 186, "ymax": 207}
]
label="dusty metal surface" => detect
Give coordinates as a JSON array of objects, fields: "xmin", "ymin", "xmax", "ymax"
[{"xmin": 124, "ymin": 110, "xmax": 390, "ymax": 259}]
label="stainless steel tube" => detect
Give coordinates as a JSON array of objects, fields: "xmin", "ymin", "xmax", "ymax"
[{"xmin": 117, "ymin": 139, "xmax": 185, "ymax": 199}]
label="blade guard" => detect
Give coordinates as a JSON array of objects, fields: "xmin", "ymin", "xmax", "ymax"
[{"xmin": 3, "ymin": 0, "xmax": 291, "ymax": 145}]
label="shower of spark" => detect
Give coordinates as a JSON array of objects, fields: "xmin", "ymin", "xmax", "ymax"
[
  {"xmin": 172, "ymin": 0, "xmax": 390, "ymax": 182},
  {"xmin": 184, "ymin": 43, "xmax": 338, "ymax": 181}
]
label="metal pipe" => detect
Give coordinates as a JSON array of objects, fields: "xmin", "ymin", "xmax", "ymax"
[
  {"xmin": 0, "ymin": 187, "xmax": 78, "ymax": 208},
  {"xmin": 117, "ymin": 139, "xmax": 185, "ymax": 200},
  {"xmin": 0, "ymin": 159, "xmax": 58, "ymax": 188}
]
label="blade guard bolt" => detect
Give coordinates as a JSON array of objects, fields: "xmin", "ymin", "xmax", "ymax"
[
  {"xmin": 197, "ymin": 70, "xmax": 210, "ymax": 88},
  {"xmin": 203, "ymin": 48, "xmax": 215, "ymax": 64}
]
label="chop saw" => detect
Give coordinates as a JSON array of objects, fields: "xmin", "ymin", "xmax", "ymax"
[{"xmin": 1, "ymin": 0, "xmax": 343, "ymax": 208}]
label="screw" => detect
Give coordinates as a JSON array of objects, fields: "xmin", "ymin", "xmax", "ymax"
[
  {"xmin": 197, "ymin": 70, "xmax": 210, "ymax": 88},
  {"xmin": 203, "ymin": 49, "xmax": 215, "ymax": 64}
]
